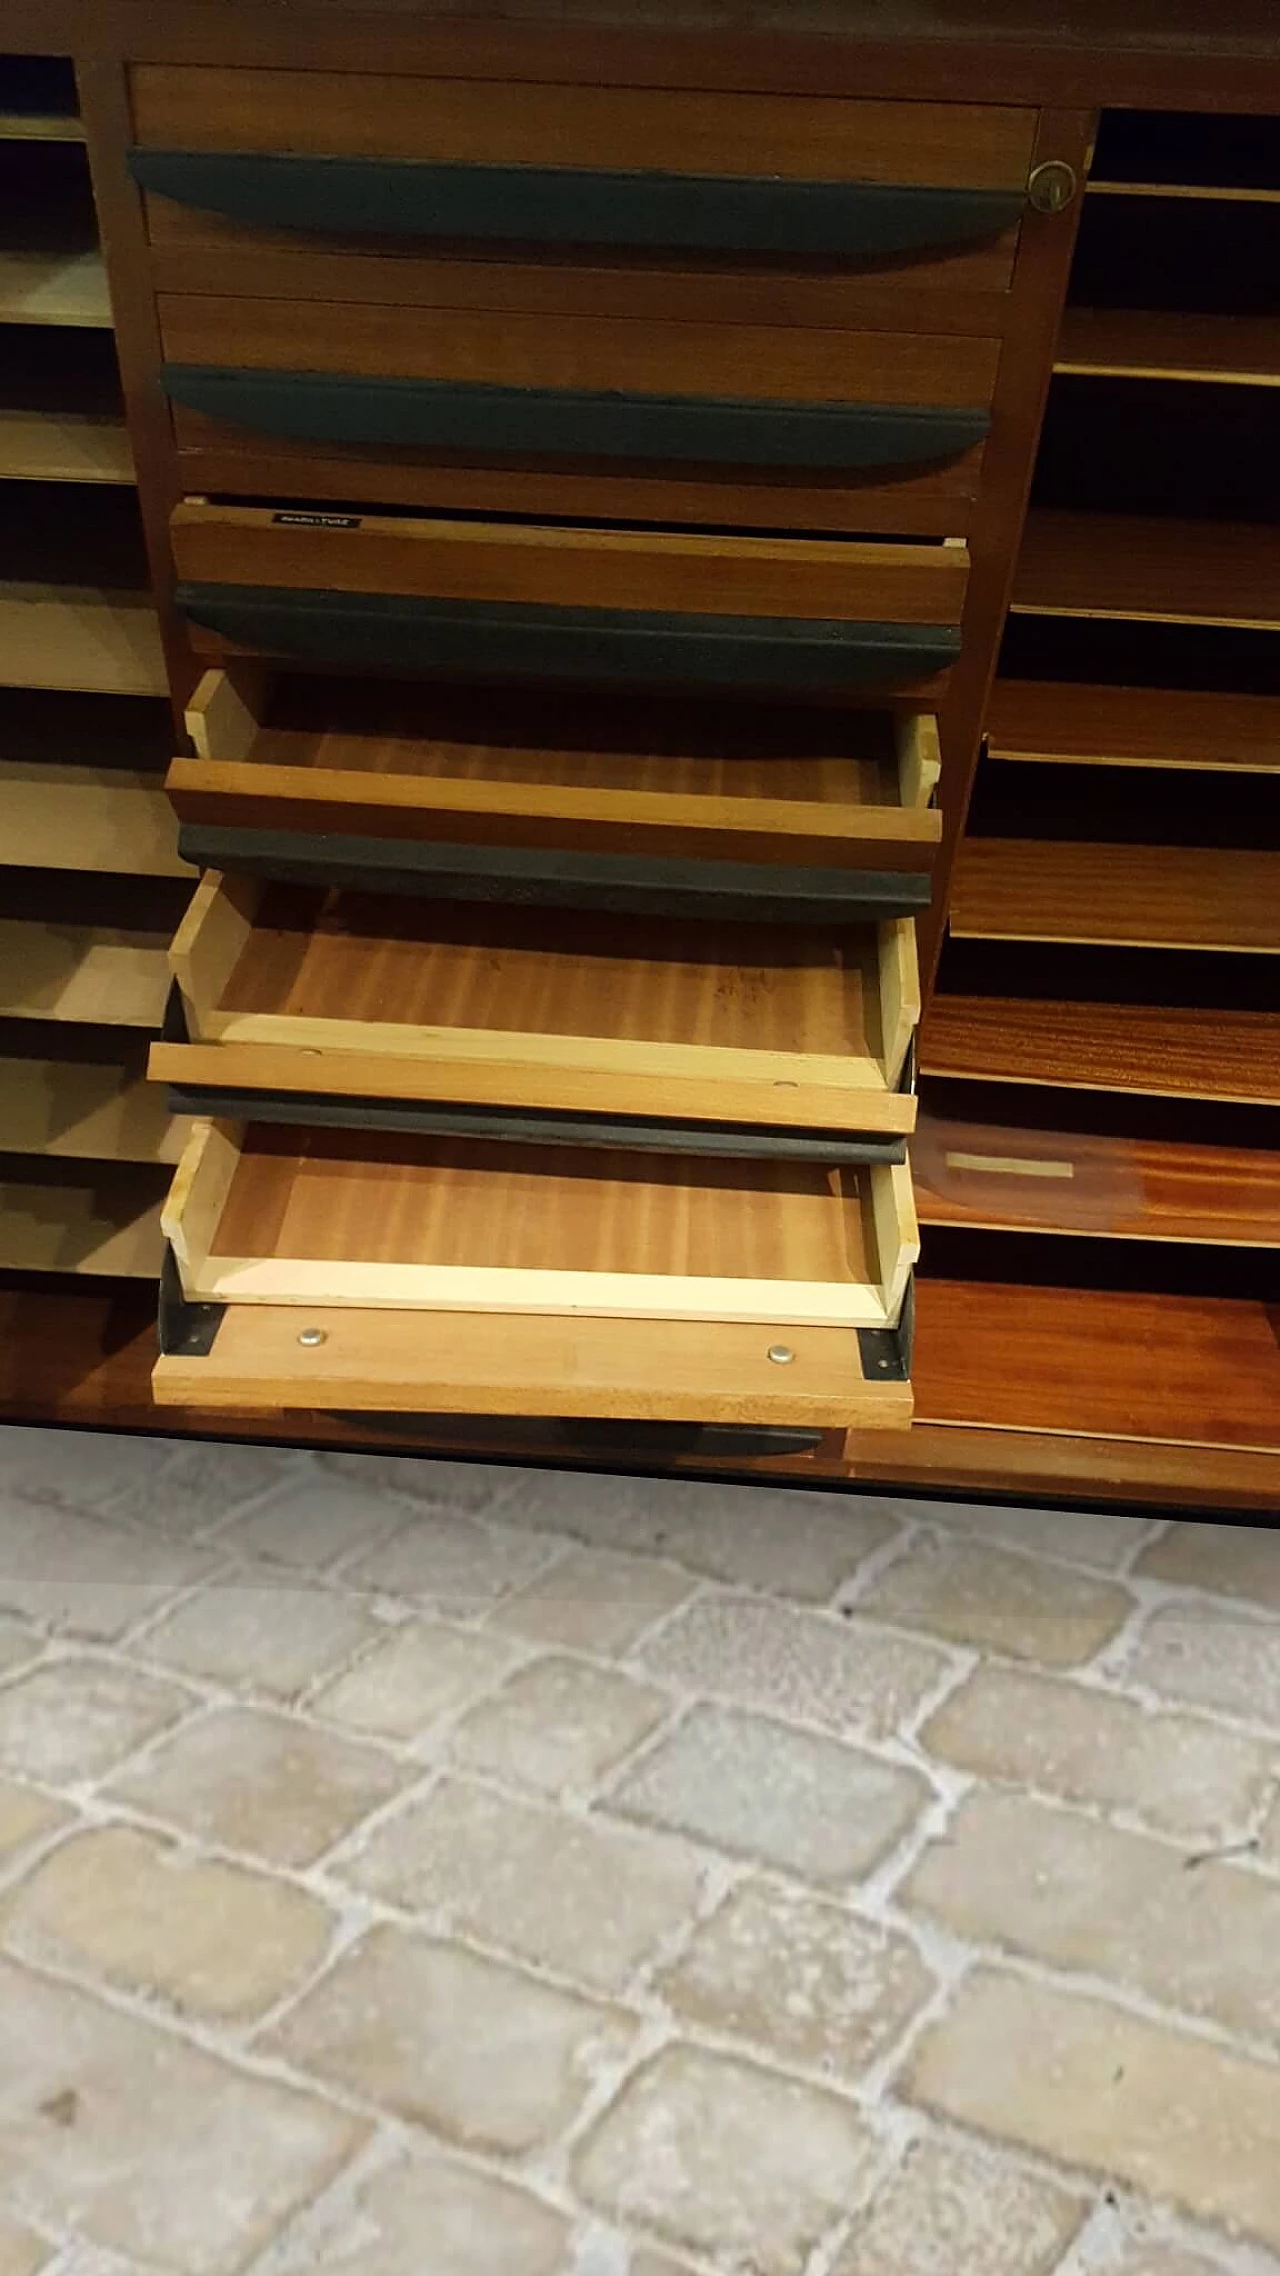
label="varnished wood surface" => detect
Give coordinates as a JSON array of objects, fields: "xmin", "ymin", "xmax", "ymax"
[
  {"xmin": 159, "ymin": 297, "xmax": 1002, "ymax": 410},
  {"xmin": 168, "ymin": 677, "xmax": 941, "ymax": 871},
  {"xmin": 131, "ymin": 65, "xmax": 1036, "ymax": 186},
  {"xmin": 1056, "ymin": 308, "xmax": 1280, "ymax": 386},
  {"xmin": 914, "ymin": 1111, "xmax": 1280, "ymax": 1246},
  {"xmin": 951, "ymin": 840, "xmax": 1280, "ymax": 953},
  {"xmin": 0, "ymin": 765, "xmax": 185, "ymax": 876},
  {"xmin": 986, "ymin": 681, "xmax": 1280, "ymax": 774},
  {"xmin": 1013, "ymin": 512, "xmax": 1280, "ymax": 631},
  {"xmin": 171, "ymin": 503, "xmax": 970, "ymax": 628},
  {"xmin": 923, "ymin": 994, "xmax": 1280, "ymax": 1105},
  {"xmin": 913, "ymin": 1278, "xmax": 1280, "ymax": 1454}
]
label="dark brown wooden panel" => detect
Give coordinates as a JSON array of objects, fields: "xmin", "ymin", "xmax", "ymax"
[
  {"xmin": 923, "ymin": 995, "xmax": 1280, "ymax": 1104},
  {"xmin": 986, "ymin": 681, "xmax": 1280, "ymax": 774},
  {"xmin": 951, "ymin": 841, "xmax": 1280, "ymax": 953},
  {"xmin": 1013, "ymin": 511, "xmax": 1280, "ymax": 630}
]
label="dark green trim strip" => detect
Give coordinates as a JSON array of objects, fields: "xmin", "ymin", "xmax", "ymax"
[
  {"xmin": 176, "ymin": 585, "xmax": 961, "ymax": 694},
  {"xmin": 161, "ymin": 1084, "xmax": 909, "ymax": 1168},
  {"xmin": 162, "ymin": 365, "xmax": 989, "ymax": 473},
  {"xmin": 130, "ymin": 147, "xmax": 1022, "ymax": 256},
  {"xmin": 177, "ymin": 822, "xmax": 932, "ymax": 925}
]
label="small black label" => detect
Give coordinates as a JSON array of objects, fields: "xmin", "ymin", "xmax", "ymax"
[{"xmin": 272, "ymin": 510, "xmax": 362, "ymax": 529}]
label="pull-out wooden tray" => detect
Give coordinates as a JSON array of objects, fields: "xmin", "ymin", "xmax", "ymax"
[
  {"xmin": 152, "ymin": 874, "xmax": 920, "ymax": 1134},
  {"xmin": 170, "ymin": 502, "xmax": 966, "ymax": 698},
  {"xmin": 169, "ymin": 669, "xmax": 942, "ymax": 895},
  {"xmin": 153, "ymin": 1117, "xmax": 916, "ymax": 1426}
]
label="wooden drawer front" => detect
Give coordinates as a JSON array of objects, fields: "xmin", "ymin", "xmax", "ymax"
[
  {"xmin": 153, "ymin": 1297, "xmax": 912, "ymax": 1430},
  {"xmin": 168, "ymin": 667, "xmax": 941, "ymax": 915},
  {"xmin": 164, "ymin": 1117, "xmax": 916, "ymax": 1329},
  {"xmin": 172, "ymin": 504, "xmax": 967, "ymax": 697},
  {"xmin": 131, "ymin": 68, "xmax": 1032, "ymax": 269},
  {"xmin": 156, "ymin": 873, "xmax": 920, "ymax": 1135},
  {"xmin": 156, "ymin": 299, "xmax": 996, "ymax": 532}
]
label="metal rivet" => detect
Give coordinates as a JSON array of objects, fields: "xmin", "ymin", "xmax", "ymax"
[
  {"xmin": 1027, "ymin": 159, "xmax": 1080, "ymax": 215},
  {"xmin": 767, "ymin": 1344, "xmax": 796, "ymax": 1365},
  {"xmin": 297, "ymin": 1327, "xmax": 327, "ymax": 1348}
]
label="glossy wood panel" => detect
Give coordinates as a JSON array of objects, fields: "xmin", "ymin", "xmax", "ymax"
[
  {"xmin": 1013, "ymin": 511, "xmax": 1280, "ymax": 630},
  {"xmin": 924, "ymin": 996, "xmax": 1279, "ymax": 1105},
  {"xmin": 951, "ymin": 841, "xmax": 1280, "ymax": 953},
  {"xmin": 986, "ymin": 681, "xmax": 1280, "ymax": 774}
]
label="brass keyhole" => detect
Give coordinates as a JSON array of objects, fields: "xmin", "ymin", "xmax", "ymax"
[{"xmin": 1028, "ymin": 160, "xmax": 1080, "ymax": 215}]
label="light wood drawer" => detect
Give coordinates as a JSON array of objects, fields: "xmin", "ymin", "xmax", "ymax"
[
  {"xmin": 171, "ymin": 502, "xmax": 967, "ymax": 699},
  {"xmin": 130, "ymin": 66, "xmax": 1033, "ymax": 279},
  {"xmin": 152, "ymin": 1117, "xmax": 916, "ymax": 1426},
  {"xmin": 155, "ymin": 299, "xmax": 997, "ymax": 536},
  {"xmin": 151, "ymin": 873, "xmax": 920, "ymax": 1136},
  {"xmin": 166, "ymin": 666, "xmax": 941, "ymax": 921}
]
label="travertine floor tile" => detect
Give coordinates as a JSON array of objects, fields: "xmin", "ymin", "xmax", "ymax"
[
  {"xmin": 487, "ymin": 1546, "xmax": 696, "ymax": 1655},
  {"xmin": 659, "ymin": 1878, "xmax": 935, "ymax": 2081},
  {"xmin": 267, "ymin": 2151, "xmax": 568, "ymax": 2276},
  {"xmin": 1136, "ymin": 1524, "xmax": 1280, "ymax": 1611},
  {"xmin": 0, "ymin": 1621, "xmax": 40, "ymax": 1681},
  {"xmin": 448, "ymin": 1656, "xmax": 670, "ymax": 1795},
  {"xmin": 0, "ymin": 1778, "xmax": 69, "ymax": 1867},
  {"xmin": 0, "ymin": 1658, "xmax": 191, "ymax": 1785},
  {"xmin": 138, "ymin": 1583, "xmax": 386, "ymax": 1703},
  {"xmin": 901, "ymin": 1789, "xmax": 1280, "ymax": 2044},
  {"xmin": 575, "ymin": 2043, "xmax": 879, "ymax": 2276},
  {"xmin": 834, "ymin": 2134, "xmax": 1085, "ymax": 2276},
  {"xmin": 309, "ymin": 1620, "xmax": 519, "ymax": 1742},
  {"xmin": 858, "ymin": 1538, "xmax": 1133, "ymax": 1667},
  {"xmin": 116, "ymin": 1441, "xmax": 299, "ymax": 1536},
  {"xmin": 0, "ymin": 1502, "xmax": 212, "ymax": 1641},
  {"xmin": 919, "ymin": 1664, "xmax": 1277, "ymax": 1843},
  {"xmin": 1121, "ymin": 1603, "xmax": 1280, "ymax": 1731},
  {"xmin": 0, "ymin": 1956, "xmax": 362, "ymax": 2274},
  {"xmin": 318, "ymin": 1451, "xmax": 517, "ymax": 1514},
  {"xmin": 897, "ymin": 1497, "xmax": 1147, "ymax": 1573},
  {"xmin": 215, "ymin": 1478, "xmax": 406, "ymax": 1573},
  {"xmin": 637, "ymin": 1595, "xmax": 950, "ymax": 1739},
  {"xmin": 343, "ymin": 1775, "xmax": 701, "ymax": 1994},
  {"xmin": 0, "ymin": 2217, "xmax": 50, "ymax": 2276},
  {"xmin": 344, "ymin": 1513, "xmax": 556, "ymax": 1611},
  {"xmin": 609, "ymin": 1704, "xmax": 929, "ymax": 1885},
  {"xmin": 616, "ymin": 1478, "xmax": 901, "ymax": 1602},
  {"xmin": 906, "ymin": 1967, "xmax": 1280, "ymax": 2249},
  {"xmin": 110, "ymin": 1707, "xmax": 410, "ymax": 1867},
  {"xmin": 0, "ymin": 1823, "xmax": 335, "ymax": 2021},
  {"xmin": 267, "ymin": 1926, "xmax": 633, "ymax": 2153}
]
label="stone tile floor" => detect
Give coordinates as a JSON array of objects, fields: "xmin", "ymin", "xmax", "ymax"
[{"xmin": 0, "ymin": 1426, "xmax": 1275, "ymax": 2275}]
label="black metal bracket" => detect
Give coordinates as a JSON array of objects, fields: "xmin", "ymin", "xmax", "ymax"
[
  {"xmin": 158, "ymin": 1246, "xmax": 226, "ymax": 1359},
  {"xmin": 856, "ymin": 1276, "xmax": 915, "ymax": 1384}
]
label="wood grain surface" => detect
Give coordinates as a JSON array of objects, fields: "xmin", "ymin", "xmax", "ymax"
[
  {"xmin": 912, "ymin": 1277, "xmax": 1280, "ymax": 1453},
  {"xmin": 170, "ymin": 882, "xmax": 915, "ymax": 1127},
  {"xmin": 923, "ymin": 994, "xmax": 1280, "ymax": 1104},
  {"xmin": 0, "ymin": 1163, "xmax": 166, "ymax": 1277},
  {"xmin": 131, "ymin": 66, "xmax": 1036, "ymax": 186},
  {"xmin": 0, "ymin": 405, "xmax": 132, "ymax": 482},
  {"xmin": 168, "ymin": 677, "xmax": 941, "ymax": 871},
  {"xmin": 0, "ymin": 918, "xmax": 170, "ymax": 1027},
  {"xmin": 0, "ymin": 589, "xmax": 166, "ymax": 697},
  {"xmin": 951, "ymin": 840, "xmax": 1280, "ymax": 953},
  {"xmin": 152, "ymin": 1302, "xmax": 908, "ymax": 1426},
  {"xmin": 914, "ymin": 1111, "xmax": 1280, "ymax": 1246},
  {"xmin": 0, "ymin": 247, "xmax": 110, "ymax": 327},
  {"xmin": 1056, "ymin": 307, "xmax": 1280, "ymax": 386},
  {"xmin": 0, "ymin": 1050, "xmax": 183, "ymax": 1162},
  {"xmin": 986, "ymin": 681, "xmax": 1280, "ymax": 774},
  {"xmin": 159, "ymin": 296, "xmax": 1002, "ymax": 409},
  {"xmin": 169, "ymin": 1121, "xmax": 903, "ymax": 1326},
  {"xmin": 170, "ymin": 503, "xmax": 970, "ymax": 627},
  {"xmin": 1012, "ymin": 511, "xmax": 1280, "ymax": 630}
]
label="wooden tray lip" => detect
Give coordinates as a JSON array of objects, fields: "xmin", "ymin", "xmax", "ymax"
[{"xmin": 161, "ymin": 1114, "xmax": 918, "ymax": 1329}]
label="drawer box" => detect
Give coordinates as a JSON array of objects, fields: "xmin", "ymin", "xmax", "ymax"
[
  {"xmin": 171, "ymin": 502, "xmax": 967, "ymax": 697},
  {"xmin": 152, "ymin": 874, "xmax": 921, "ymax": 1135},
  {"xmin": 163, "ymin": 1117, "xmax": 917, "ymax": 1329},
  {"xmin": 130, "ymin": 67, "xmax": 1032, "ymax": 269},
  {"xmin": 155, "ymin": 301, "xmax": 995, "ymax": 536},
  {"xmin": 167, "ymin": 667, "xmax": 941, "ymax": 918},
  {"xmin": 152, "ymin": 1118, "xmax": 916, "ymax": 1426}
]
